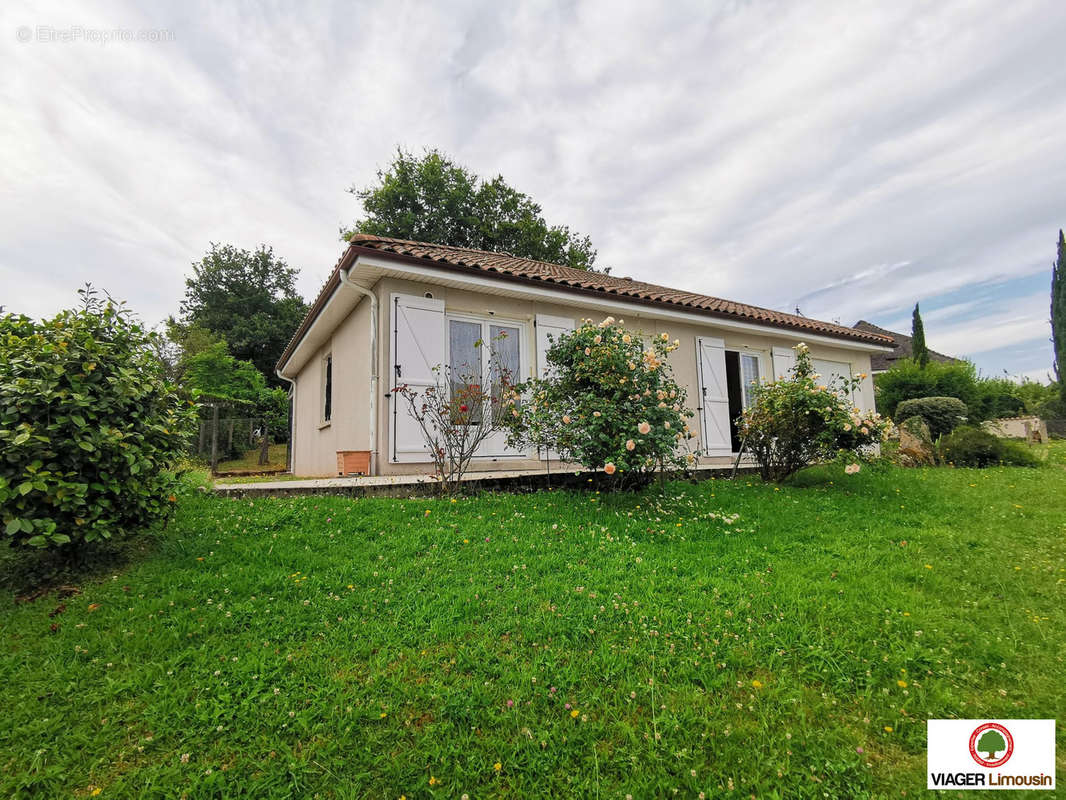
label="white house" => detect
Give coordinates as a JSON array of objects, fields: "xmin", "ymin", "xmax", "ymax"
[{"xmin": 276, "ymin": 235, "xmax": 893, "ymax": 476}]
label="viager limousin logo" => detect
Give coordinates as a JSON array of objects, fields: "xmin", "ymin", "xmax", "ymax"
[{"xmin": 927, "ymin": 719, "xmax": 1055, "ymax": 790}]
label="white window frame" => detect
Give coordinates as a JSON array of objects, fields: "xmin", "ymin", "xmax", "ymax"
[{"xmin": 445, "ymin": 312, "xmax": 531, "ymax": 458}]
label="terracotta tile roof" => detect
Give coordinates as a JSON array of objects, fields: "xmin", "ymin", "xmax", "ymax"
[
  {"xmin": 853, "ymin": 320, "xmax": 960, "ymax": 371},
  {"xmin": 349, "ymin": 235, "xmax": 892, "ymax": 342},
  {"xmin": 278, "ymin": 236, "xmax": 892, "ymax": 372}
]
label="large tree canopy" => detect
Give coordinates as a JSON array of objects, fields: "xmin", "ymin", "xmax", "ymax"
[
  {"xmin": 343, "ymin": 148, "xmax": 603, "ymax": 272},
  {"xmin": 178, "ymin": 244, "xmax": 307, "ymax": 384}
]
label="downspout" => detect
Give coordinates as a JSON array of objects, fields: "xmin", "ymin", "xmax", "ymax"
[
  {"xmin": 274, "ymin": 369, "xmax": 296, "ymax": 473},
  {"xmin": 338, "ymin": 262, "xmax": 379, "ymax": 475}
]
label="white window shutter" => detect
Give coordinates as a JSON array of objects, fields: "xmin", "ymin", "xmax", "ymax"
[
  {"xmin": 697, "ymin": 337, "xmax": 731, "ymax": 456},
  {"xmin": 771, "ymin": 345, "xmax": 797, "ymax": 380},
  {"xmin": 391, "ymin": 294, "xmax": 445, "ymax": 462},
  {"xmin": 535, "ymin": 314, "xmax": 575, "ymax": 378}
]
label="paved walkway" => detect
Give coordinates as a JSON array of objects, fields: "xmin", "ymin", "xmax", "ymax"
[{"xmin": 214, "ymin": 462, "xmax": 752, "ymax": 498}]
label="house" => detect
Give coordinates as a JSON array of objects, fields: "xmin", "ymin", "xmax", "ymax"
[
  {"xmin": 852, "ymin": 320, "xmax": 960, "ymax": 373},
  {"xmin": 276, "ymin": 235, "xmax": 894, "ymax": 476}
]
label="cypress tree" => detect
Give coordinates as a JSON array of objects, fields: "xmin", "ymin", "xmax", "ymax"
[
  {"xmin": 911, "ymin": 302, "xmax": 929, "ymax": 369},
  {"xmin": 1053, "ymin": 230, "xmax": 1066, "ymax": 403}
]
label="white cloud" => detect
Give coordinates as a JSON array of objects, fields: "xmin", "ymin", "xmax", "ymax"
[{"xmin": 0, "ymin": 0, "xmax": 1062, "ymax": 382}]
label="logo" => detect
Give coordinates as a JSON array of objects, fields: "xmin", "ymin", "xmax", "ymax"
[
  {"xmin": 927, "ymin": 719, "xmax": 1055, "ymax": 791},
  {"xmin": 969, "ymin": 722, "xmax": 1013, "ymax": 768}
]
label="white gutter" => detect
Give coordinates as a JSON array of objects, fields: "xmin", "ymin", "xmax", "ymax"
[
  {"xmin": 274, "ymin": 370, "xmax": 296, "ymax": 472},
  {"xmin": 338, "ymin": 265, "xmax": 380, "ymax": 475}
]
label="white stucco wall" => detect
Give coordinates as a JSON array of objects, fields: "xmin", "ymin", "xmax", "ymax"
[{"xmin": 287, "ymin": 271, "xmax": 880, "ymax": 477}]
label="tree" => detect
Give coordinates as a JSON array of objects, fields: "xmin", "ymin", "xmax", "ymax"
[
  {"xmin": 0, "ymin": 287, "xmax": 196, "ymax": 553},
  {"xmin": 178, "ymin": 244, "xmax": 308, "ymax": 384},
  {"xmin": 976, "ymin": 729, "xmax": 1007, "ymax": 760},
  {"xmin": 343, "ymin": 148, "xmax": 602, "ymax": 272},
  {"xmin": 183, "ymin": 343, "xmax": 290, "ymax": 447},
  {"xmin": 911, "ymin": 302, "xmax": 929, "ymax": 368},
  {"xmin": 1052, "ymin": 229, "xmax": 1066, "ymax": 405}
]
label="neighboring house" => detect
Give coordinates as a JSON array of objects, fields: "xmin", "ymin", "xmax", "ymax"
[
  {"xmin": 852, "ymin": 320, "xmax": 960, "ymax": 373},
  {"xmin": 276, "ymin": 235, "xmax": 893, "ymax": 477}
]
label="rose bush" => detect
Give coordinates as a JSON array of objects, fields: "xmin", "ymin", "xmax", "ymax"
[
  {"xmin": 739, "ymin": 343, "xmax": 892, "ymax": 482},
  {"xmin": 500, "ymin": 317, "xmax": 696, "ymax": 487}
]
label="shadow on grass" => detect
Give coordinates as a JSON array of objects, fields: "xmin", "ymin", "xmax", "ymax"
[{"xmin": 0, "ymin": 530, "xmax": 164, "ymax": 602}]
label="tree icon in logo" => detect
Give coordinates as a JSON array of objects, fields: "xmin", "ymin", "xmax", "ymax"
[
  {"xmin": 977, "ymin": 728, "xmax": 1006, "ymax": 760},
  {"xmin": 968, "ymin": 722, "xmax": 1013, "ymax": 767}
]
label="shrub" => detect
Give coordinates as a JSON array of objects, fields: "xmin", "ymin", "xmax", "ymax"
[
  {"xmin": 874, "ymin": 358, "xmax": 979, "ymax": 418},
  {"xmin": 0, "ymin": 289, "xmax": 197, "ymax": 552},
  {"xmin": 500, "ymin": 317, "xmax": 695, "ymax": 487},
  {"xmin": 971, "ymin": 377, "xmax": 1026, "ymax": 420},
  {"xmin": 895, "ymin": 396, "xmax": 967, "ymax": 438},
  {"xmin": 393, "ymin": 334, "xmax": 514, "ymax": 495},
  {"xmin": 939, "ymin": 426, "xmax": 1040, "ymax": 468},
  {"xmin": 739, "ymin": 344, "xmax": 892, "ymax": 482}
]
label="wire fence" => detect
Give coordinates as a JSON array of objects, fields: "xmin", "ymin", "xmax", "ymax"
[{"xmin": 191, "ymin": 403, "xmax": 288, "ymax": 474}]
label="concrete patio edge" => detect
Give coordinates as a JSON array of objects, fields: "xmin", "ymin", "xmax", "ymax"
[{"xmin": 213, "ymin": 464, "xmax": 757, "ymax": 499}]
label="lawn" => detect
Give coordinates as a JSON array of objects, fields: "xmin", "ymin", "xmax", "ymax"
[
  {"xmin": 2, "ymin": 451, "xmax": 1064, "ymax": 798},
  {"xmin": 215, "ymin": 443, "xmax": 289, "ymax": 474}
]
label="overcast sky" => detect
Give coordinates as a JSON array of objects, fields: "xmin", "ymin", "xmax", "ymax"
[{"xmin": 3, "ymin": 0, "xmax": 1064, "ymax": 380}]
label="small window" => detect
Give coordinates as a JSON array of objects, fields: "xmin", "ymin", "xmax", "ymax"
[{"xmin": 322, "ymin": 353, "xmax": 333, "ymax": 423}]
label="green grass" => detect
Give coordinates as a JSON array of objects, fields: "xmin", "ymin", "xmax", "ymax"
[
  {"xmin": 2, "ymin": 451, "xmax": 1064, "ymax": 798},
  {"xmin": 215, "ymin": 443, "xmax": 288, "ymax": 473}
]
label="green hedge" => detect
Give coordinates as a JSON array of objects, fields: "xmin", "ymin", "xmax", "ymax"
[
  {"xmin": 895, "ymin": 396, "xmax": 967, "ymax": 438},
  {"xmin": 939, "ymin": 426, "xmax": 1040, "ymax": 468}
]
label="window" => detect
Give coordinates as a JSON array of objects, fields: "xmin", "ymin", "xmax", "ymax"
[
  {"xmin": 490, "ymin": 324, "xmax": 520, "ymax": 420},
  {"xmin": 740, "ymin": 353, "xmax": 761, "ymax": 409},
  {"xmin": 446, "ymin": 317, "xmax": 524, "ymax": 426},
  {"xmin": 322, "ymin": 353, "xmax": 333, "ymax": 423},
  {"xmin": 449, "ymin": 320, "xmax": 484, "ymax": 424}
]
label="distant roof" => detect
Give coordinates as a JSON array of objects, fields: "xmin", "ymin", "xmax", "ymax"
[
  {"xmin": 277, "ymin": 236, "xmax": 893, "ymax": 372},
  {"xmin": 853, "ymin": 320, "xmax": 960, "ymax": 371}
]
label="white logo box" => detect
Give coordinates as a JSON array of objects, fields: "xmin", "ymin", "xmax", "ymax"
[{"xmin": 927, "ymin": 719, "xmax": 1055, "ymax": 791}]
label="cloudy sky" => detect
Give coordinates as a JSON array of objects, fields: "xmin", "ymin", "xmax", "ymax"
[{"xmin": 2, "ymin": 0, "xmax": 1064, "ymax": 380}]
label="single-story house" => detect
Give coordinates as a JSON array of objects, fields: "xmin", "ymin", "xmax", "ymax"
[
  {"xmin": 276, "ymin": 235, "xmax": 894, "ymax": 476},
  {"xmin": 852, "ymin": 320, "xmax": 960, "ymax": 374}
]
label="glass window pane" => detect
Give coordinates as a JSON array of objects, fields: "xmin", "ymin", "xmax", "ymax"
[
  {"xmin": 741, "ymin": 354, "xmax": 760, "ymax": 408},
  {"xmin": 490, "ymin": 325, "xmax": 520, "ymax": 421},
  {"xmin": 450, "ymin": 320, "xmax": 483, "ymax": 424}
]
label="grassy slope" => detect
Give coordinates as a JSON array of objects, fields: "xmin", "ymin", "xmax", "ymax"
[{"xmin": 2, "ymin": 452, "xmax": 1064, "ymax": 799}]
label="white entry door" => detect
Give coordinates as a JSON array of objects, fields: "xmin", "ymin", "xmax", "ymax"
[{"xmin": 696, "ymin": 337, "xmax": 731, "ymax": 456}]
